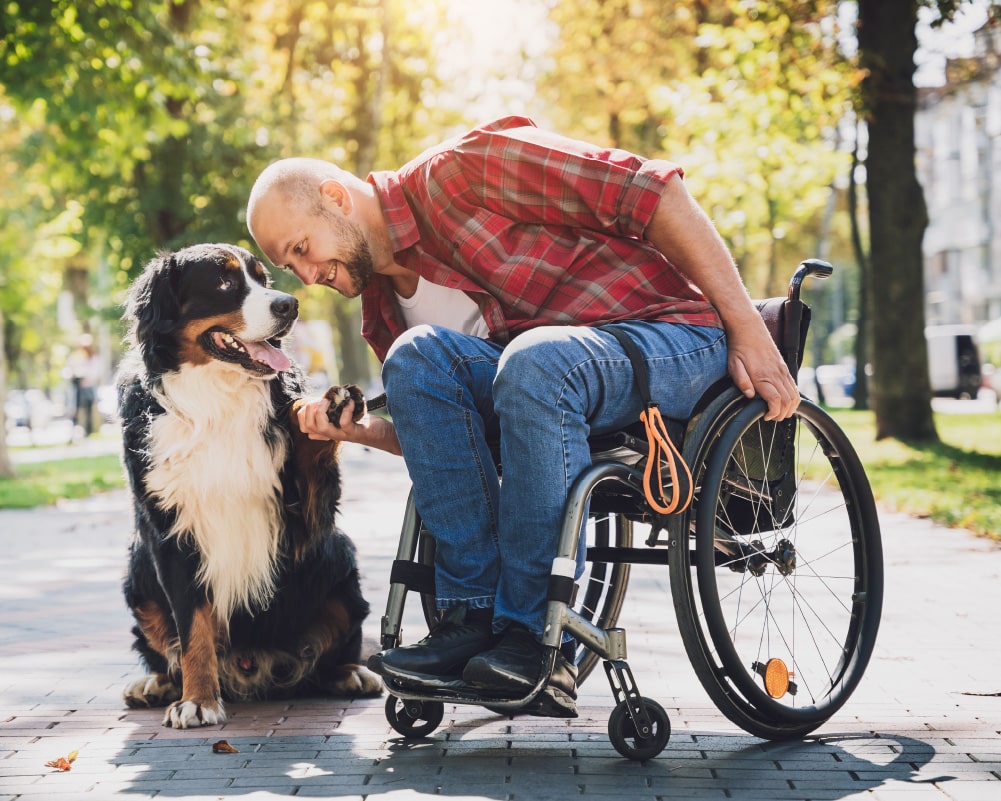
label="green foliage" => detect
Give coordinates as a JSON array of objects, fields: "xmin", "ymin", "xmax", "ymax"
[
  {"xmin": 0, "ymin": 0, "xmax": 455, "ymax": 394},
  {"xmin": 541, "ymin": 0, "xmax": 858, "ymax": 297}
]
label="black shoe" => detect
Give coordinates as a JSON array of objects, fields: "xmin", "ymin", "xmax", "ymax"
[
  {"xmin": 369, "ymin": 605, "xmax": 496, "ymax": 686},
  {"xmin": 462, "ymin": 624, "xmax": 578, "ymax": 718}
]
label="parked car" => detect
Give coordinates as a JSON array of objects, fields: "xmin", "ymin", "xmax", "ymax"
[
  {"xmin": 926, "ymin": 325, "xmax": 982, "ymax": 399},
  {"xmin": 3, "ymin": 388, "xmax": 56, "ymax": 430},
  {"xmin": 798, "ymin": 363, "xmax": 855, "ymax": 406}
]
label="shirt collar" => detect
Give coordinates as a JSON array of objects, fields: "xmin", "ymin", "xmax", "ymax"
[{"xmin": 368, "ymin": 170, "xmax": 420, "ymax": 253}]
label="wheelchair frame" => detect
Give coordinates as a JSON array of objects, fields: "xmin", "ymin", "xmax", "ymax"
[{"xmin": 375, "ymin": 259, "xmax": 884, "ymax": 761}]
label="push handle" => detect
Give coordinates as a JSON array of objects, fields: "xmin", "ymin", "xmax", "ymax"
[{"xmin": 788, "ymin": 259, "xmax": 834, "ymax": 303}]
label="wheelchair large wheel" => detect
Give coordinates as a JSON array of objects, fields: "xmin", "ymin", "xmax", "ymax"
[
  {"xmin": 670, "ymin": 398, "xmax": 883, "ymax": 740},
  {"xmin": 410, "ymin": 497, "xmax": 631, "ymax": 686}
]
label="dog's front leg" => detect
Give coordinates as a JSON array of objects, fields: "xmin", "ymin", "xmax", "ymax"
[{"xmin": 164, "ymin": 602, "xmax": 225, "ymax": 728}]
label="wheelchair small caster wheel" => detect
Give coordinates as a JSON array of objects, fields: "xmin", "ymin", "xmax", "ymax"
[
  {"xmin": 608, "ymin": 697, "xmax": 670, "ymax": 761},
  {"xmin": 385, "ymin": 695, "xmax": 445, "ymax": 738}
]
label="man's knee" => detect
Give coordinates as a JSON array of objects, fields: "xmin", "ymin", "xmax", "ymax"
[
  {"xmin": 383, "ymin": 325, "xmax": 440, "ymax": 392},
  {"xmin": 495, "ymin": 328, "xmax": 593, "ymax": 406}
]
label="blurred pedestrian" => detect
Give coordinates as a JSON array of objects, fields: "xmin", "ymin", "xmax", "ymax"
[{"xmin": 66, "ymin": 334, "xmax": 101, "ymax": 437}]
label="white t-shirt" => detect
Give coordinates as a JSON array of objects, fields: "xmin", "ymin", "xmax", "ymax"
[{"xmin": 395, "ymin": 276, "xmax": 490, "ymax": 339}]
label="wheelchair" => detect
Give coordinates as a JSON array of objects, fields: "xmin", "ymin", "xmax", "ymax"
[{"xmin": 374, "ymin": 259, "xmax": 884, "ymax": 761}]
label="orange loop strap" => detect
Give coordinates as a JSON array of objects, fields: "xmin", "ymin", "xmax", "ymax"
[{"xmin": 639, "ymin": 405, "xmax": 693, "ymax": 515}]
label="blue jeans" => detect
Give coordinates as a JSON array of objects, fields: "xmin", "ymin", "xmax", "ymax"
[{"xmin": 382, "ymin": 321, "xmax": 728, "ymax": 637}]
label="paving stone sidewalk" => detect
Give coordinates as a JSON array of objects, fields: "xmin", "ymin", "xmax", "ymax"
[{"xmin": 1, "ymin": 441, "xmax": 999, "ymax": 800}]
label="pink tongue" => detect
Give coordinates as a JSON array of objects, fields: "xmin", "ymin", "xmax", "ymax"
[{"xmin": 242, "ymin": 339, "xmax": 291, "ymax": 372}]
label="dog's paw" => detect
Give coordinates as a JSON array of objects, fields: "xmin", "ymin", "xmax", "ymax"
[
  {"xmin": 323, "ymin": 384, "xmax": 366, "ymax": 428},
  {"xmin": 332, "ymin": 664, "xmax": 383, "ymax": 697},
  {"xmin": 123, "ymin": 674, "xmax": 182, "ymax": 709},
  {"xmin": 163, "ymin": 698, "xmax": 226, "ymax": 729}
]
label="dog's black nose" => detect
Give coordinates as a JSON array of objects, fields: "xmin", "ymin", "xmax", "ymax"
[{"xmin": 272, "ymin": 294, "xmax": 298, "ymax": 321}]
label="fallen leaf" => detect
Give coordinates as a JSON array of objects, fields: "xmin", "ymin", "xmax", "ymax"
[
  {"xmin": 45, "ymin": 753, "xmax": 75, "ymax": 771},
  {"xmin": 212, "ymin": 739, "xmax": 239, "ymax": 754}
]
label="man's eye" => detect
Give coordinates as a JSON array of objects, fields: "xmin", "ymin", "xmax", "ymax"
[{"xmin": 293, "ymin": 241, "xmax": 305, "ymax": 255}]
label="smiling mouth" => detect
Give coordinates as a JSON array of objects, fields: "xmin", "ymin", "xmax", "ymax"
[
  {"xmin": 203, "ymin": 326, "xmax": 292, "ymax": 375},
  {"xmin": 325, "ymin": 262, "xmax": 338, "ymax": 285}
]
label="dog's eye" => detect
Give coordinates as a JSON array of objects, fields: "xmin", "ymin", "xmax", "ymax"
[{"xmin": 219, "ymin": 277, "xmax": 234, "ymax": 291}]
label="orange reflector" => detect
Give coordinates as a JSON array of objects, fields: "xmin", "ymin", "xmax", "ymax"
[{"xmin": 763, "ymin": 658, "xmax": 790, "ymax": 699}]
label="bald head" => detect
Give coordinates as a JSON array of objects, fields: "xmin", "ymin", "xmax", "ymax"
[{"xmin": 247, "ymin": 158, "xmax": 348, "ymax": 241}]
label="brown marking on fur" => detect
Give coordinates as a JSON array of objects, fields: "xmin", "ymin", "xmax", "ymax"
[
  {"xmin": 178, "ymin": 603, "xmax": 222, "ymax": 707},
  {"xmin": 134, "ymin": 601, "xmax": 181, "ymax": 673},
  {"xmin": 177, "ymin": 312, "xmax": 247, "ymax": 366},
  {"xmin": 247, "ymin": 256, "xmax": 268, "ymax": 284},
  {"xmin": 299, "ymin": 598, "xmax": 353, "ymax": 656}
]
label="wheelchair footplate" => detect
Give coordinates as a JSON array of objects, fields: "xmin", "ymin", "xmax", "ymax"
[
  {"xmin": 379, "ymin": 645, "xmax": 671, "ymax": 761},
  {"xmin": 382, "ymin": 646, "xmax": 563, "ymax": 731}
]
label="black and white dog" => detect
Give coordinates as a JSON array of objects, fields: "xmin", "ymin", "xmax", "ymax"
[{"xmin": 118, "ymin": 243, "xmax": 381, "ymax": 728}]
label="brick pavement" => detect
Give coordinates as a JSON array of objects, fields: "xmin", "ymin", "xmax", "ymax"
[{"xmin": 1, "ymin": 441, "xmax": 999, "ymax": 800}]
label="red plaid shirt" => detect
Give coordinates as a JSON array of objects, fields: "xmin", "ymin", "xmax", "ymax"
[{"xmin": 361, "ymin": 116, "xmax": 721, "ymax": 361}]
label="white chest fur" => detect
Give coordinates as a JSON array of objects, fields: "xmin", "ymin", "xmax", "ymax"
[{"xmin": 145, "ymin": 364, "xmax": 289, "ymax": 622}]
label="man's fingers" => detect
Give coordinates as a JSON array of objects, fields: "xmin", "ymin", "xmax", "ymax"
[
  {"xmin": 338, "ymin": 399, "xmax": 357, "ymax": 429},
  {"xmin": 729, "ymin": 358, "xmax": 756, "ymax": 399}
]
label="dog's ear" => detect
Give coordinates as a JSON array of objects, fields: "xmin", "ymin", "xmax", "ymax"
[{"xmin": 125, "ymin": 252, "xmax": 183, "ymax": 375}]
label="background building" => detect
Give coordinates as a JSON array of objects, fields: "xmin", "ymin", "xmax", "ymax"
[{"xmin": 917, "ymin": 22, "xmax": 1001, "ymax": 328}]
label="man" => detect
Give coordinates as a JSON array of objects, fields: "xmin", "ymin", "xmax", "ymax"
[{"xmin": 247, "ymin": 116, "xmax": 799, "ymax": 717}]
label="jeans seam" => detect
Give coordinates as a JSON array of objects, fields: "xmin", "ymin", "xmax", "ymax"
[{"xmin": 448, "ymin": 352, "xmax": 499, "ymax": 551}]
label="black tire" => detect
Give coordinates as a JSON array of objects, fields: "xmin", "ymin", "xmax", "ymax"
[
  {"xmin": 408, "ymin": 495, "xmax": 631, "ymax": 686},
  {"xmin": 385, "ymin": 695, "xmax": 445, "ymax": 738},
  {"xmin": 669, "ymin": 397, "xmax": 883, "ymax": 739},
  {"xmin": 607, "ymin": 697, "xmax": 671, "ymax": 761}
]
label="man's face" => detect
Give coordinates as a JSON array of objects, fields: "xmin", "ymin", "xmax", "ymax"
[{"xmin": 255, "ymin": 196, "xmax": 374, "ymax": 298}]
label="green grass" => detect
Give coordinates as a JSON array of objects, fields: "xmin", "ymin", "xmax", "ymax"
[
  {"xmin": 829, "ymin": 409, "xmax": 1001, "ymax": 540},
  {"xmin": 0, "ymin": 453, "xmax": 126, "ymax": 508},
  {"xmin": 2, "ymin": 411, "xmax": 1000, "ymax": 541}
]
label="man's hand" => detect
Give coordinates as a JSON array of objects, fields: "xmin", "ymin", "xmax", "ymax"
[
  {"xmin": 725, "ymin": 323, "xmax": 800, "ymax": 421},
  {"xmin": 297, "ymin": 395, "xmax": 357, "ymax": 442},
  {"xmin": 295, "ymin": 393, "xmax": 403, "ymax": 455}
]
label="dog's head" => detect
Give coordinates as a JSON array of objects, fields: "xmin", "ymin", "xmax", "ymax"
[{"xmin": 124, "ymin": 243, "xmax": 298, "ymax": 379}]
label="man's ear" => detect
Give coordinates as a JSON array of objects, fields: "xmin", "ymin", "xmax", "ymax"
[{"xmin": 319, "ymin": 179, "xmax": 352, "ymax": 215}]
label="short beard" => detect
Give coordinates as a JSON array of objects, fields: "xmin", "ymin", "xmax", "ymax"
[
  {"xmin": 320, "ymin": 206, "xmax": 374, "ymax": 295},
  {"xmin": 342, "ymin": 235, "xmax": 374, "ymax": 294}
]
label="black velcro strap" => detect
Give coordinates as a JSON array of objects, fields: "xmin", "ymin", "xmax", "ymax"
[
  {"xmin": 547, "ymin": 574, "xmax": 577, "ymax": 605},
  {"xmin": 389, "ymin": 559, "xmax": 435, "ymax": 594},
  {"xmin": 600, "ymin": 325, "xmax": 653, "ymax": 406}
]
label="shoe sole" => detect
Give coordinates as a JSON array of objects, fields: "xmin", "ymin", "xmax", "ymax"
[
  {"xmin": 524, "ymin": 688, "xmax": 578, "ymax": 718},
  {"xmin": 381, "ymin": 664, "xmax": 467, "ymax": 689},
  {"xmin": 464, "ymin": 662, "xmax": 577, "ymax": 718}
]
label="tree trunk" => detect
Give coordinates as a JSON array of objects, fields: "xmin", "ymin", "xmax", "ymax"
[
  {"xmin": 849, "ymin": 128, "xmax": 870, "ymax": 411},
  {"xmin": 857, "ymin": 0, "xmax": 937, "ymax": 441},
  {"xmin": 0, "ymin": 306, "xmax": 15, "ymax": 479}
]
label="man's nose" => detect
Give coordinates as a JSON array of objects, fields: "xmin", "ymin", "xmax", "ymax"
[{"xmin": 289, "ymin": 261, "xmax": 317, "ymax": 285}]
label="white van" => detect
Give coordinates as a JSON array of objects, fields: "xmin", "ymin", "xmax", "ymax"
[{"xmin": 925, "ymin": 325, "xmax": 982, "ymax": 399}]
